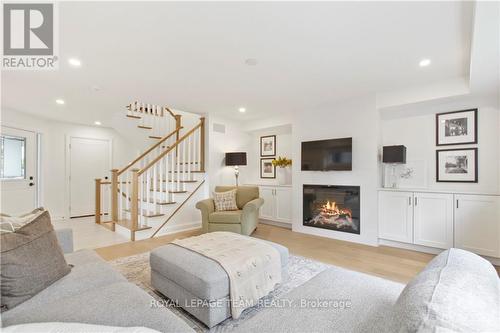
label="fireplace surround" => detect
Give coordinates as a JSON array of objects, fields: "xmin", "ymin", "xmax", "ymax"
[{"xmin": 303, "ymin": 184, "xmax": 360, "ymax": 234}]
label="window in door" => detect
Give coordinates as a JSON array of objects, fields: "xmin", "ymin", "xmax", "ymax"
[{"xmin": 0, "ymin": 135, "xmax": 26, "ymax": 180}]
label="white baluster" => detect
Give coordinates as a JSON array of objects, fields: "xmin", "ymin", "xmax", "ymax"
[
  {"xmin": 164, "ymin": 153, "xmax": 169, "ymax": 202},
  {"xmin": 153, "ymin": 162, "xmax": 158, "ymax": 213},
  {"xmin": 187, "ymin": 134, "xmax": 192, "ymax": 181},
  {"xmin": 171, "ymin": 147, "xmax": 176, "ymax": 202},
  {"xmin": 176, "ymin": 143, "xmax": 181, "ymax": 192},
  {"xmin": 146, "ymin": 169, "xmax": 151, "ymax": 219},
  {"xmin": 118, "ymin": 175, "xmax": 122, "ymax": 221}
]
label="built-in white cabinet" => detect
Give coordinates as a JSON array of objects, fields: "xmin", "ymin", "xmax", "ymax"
[
  {"xmin": 378, "ymin": 191, "xmax": 413, "ymax": 243},
  {"xmin": 378, "ymin": 189, "xmax": 500, "ymax": 258},
  {"xmin": 258, "ymin": 186, "xmax": 292, "ymax": 225},
  {"xmin": 413, "ymin": 192, "xmax": 454, "ymax": 249},
  {"xmin": 455, "ymin": 194, "xmax": 500, "ymax": 257}
]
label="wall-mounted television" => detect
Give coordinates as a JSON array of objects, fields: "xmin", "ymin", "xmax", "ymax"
[{"xmin": 301, "ymin": 137, "xmax": 352, "ymax": 171}]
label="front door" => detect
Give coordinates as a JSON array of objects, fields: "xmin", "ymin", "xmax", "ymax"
[{"xmin": 0, "ymin": 126, "xmax": 38, "ymax": 215}]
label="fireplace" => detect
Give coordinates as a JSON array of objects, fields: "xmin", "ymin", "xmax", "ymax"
[{"xmin": 303, "ymin": 185, "xmax": 360, "ymax": 234}]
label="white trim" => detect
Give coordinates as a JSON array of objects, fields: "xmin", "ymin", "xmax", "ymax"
[{"xmin": 65, "ymin": 135, "xmax": 113, "ymax": 218}]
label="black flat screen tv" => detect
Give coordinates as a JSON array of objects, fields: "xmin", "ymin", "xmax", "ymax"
[{"xmin": 301, "ymin": 137, "xmax": 352, "ymax": 171}]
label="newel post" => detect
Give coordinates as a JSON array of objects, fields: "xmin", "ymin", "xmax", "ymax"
[
  {"xmin": 200, "ymin": 117, "xmax": 205, "ymax": 172},
  {"xmin": 111, "ymin": 169, "xmax": 119, "ymax": 223},
  {"xmin": 95, "ymin": 178, "xmax": 101, "ymax": 224},
  {"xmin": 130, "ymin": 168, "xmax": 140, "ymax": 241}
]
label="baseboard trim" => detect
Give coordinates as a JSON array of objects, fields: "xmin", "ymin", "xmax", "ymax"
[
  {"xmin": 153, "ymin": 221, "xmax": 201, "ymax": 237},
  {"xmin": 259, "ymin": 219, "xmax": 292, "ymax": 229}
]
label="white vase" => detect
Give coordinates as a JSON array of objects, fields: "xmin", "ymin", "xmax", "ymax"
[{"xmin": 277, "ymin": 167, "xmax": 292, "ymax": 185}]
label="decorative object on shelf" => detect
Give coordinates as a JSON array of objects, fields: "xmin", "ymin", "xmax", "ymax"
[
  {"xmin": 382, "ymin": 145, "xmax": 407, "ymax": 188},
  {"xmin": 272, "ymin": 156, "xmax": 292, "ymax": 185},
  {"xmin": 260, "ymin": 135, "xmax": 276, "ymax": 157},
  {"xmin": 436, "ymin": 148, "xmax": 478, "ymax": 183},
  {"xmin": 225, "ymin": 152, "xmax": 247, "ymax": 186},
  {"xmin": 260, "ymin": 158, "xmax": 276, "ymax": 179},
  {"xmin": 436, "ymin": 109, "xmax": 477, "ymax": 146}
]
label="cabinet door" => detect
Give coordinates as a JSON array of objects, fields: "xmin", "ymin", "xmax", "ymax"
[
  {"xmin": 378, "ymin": 191, "xmax": 413, "ymax": 243},
  {"xmin": 275, "ymin": 187, "xmax": 292, "ymax": 223},
  {"xmin": 259, "ymin": 187, "xmax": 275, "ymax": 220},
  {"xmin": 455, "ymin": 195, "xmax": 500, "ymax": 257},
  {"xmin": 413, "ymin": 192, "xmax": 454, "ymax": 249}
]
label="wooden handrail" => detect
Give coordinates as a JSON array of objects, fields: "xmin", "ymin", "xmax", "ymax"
[
  {"xmin": 117, "ymin": 127, "xmax": 182, "ymax": 176},
  {"xmin": 138, "ymin": 119, "xmax": 204, "ymax": 176}
]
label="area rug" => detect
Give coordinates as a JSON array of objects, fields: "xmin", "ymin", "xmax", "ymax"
[{"xmin": 110, "ymin": 251, "xmax": 330, "ymax": 332}]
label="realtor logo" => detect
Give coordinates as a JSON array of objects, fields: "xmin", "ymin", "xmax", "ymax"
[{"xmin": 2, "ymin": 2, "xmax": 58, "ymax": 69}]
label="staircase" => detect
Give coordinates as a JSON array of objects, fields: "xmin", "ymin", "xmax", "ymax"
[{"xmin": 95, "ymin": 102, "xmax": 206, "ymax": 241}]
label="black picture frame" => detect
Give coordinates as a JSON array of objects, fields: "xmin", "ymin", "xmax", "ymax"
[
  {"xmin": 260, "ymin": 158, "xmax": 276, "ymax": 179},
  {"xmin": 260, "ymin": 135, "xmax": 276, "ymax": 157},
  {"xmin": 436, "ymin": 148, "xmax": 478, "ymax": 183},
  {"xmin": 436, "ymin": 109, "xmax": 478, "ymax": 146}
]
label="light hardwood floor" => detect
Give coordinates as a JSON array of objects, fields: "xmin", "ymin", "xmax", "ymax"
[{"xmin": 95, "ymin": 223, "xmax": 500, "ymax": 284}]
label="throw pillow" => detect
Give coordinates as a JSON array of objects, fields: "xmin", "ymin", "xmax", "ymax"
[
  {"xmin": 0, "ymin": 207, "xmax": 45, "ymax": 234},
  {"xmin": 1, "ymin": 210, "xmax": 72, "ymax": 311},
  {"xmin": 213, "ymin": 189, "xmax": 238, "ymax": 212}
]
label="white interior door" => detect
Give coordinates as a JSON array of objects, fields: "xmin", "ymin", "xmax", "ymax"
[
  {"xmin": 69, "ymin": 137, "xmax": 110, "ymax": 218},
  {"xmin": 0, "ymin": 126, "xmax": 38, "ymax": 215}
]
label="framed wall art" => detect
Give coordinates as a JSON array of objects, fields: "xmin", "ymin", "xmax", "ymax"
[
  {"xmin": 260, "ymin": 158, "xmax": 276, "ymax": 179},
  {"xmin": 436, "ymin": 148, "xmax": 478, "ymax": 183},
  {"xmin": 260, "ymin": 135, "xmax": 276, "ymax": 157},
  {"xmin": 436, "ymin": 109, "xmax": 477, "ymax": 146}
]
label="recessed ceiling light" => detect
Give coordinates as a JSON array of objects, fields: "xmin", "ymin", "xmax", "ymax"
[
  {"xmin": 94, "ymin": 121, "xmax": 102, "ymax": 126},
  {"xmin": 238, "ymin": 107, "xmax": 246, "ymax": 113},
  {"xmin": 55, "ymin": 99, "xmax": 65, "ymax": 105},
  {"xmin": 244, "ymin": 58, "xmax": 258, "ymax": 66},
  {"xmin": 68, "ymin": 58, "xmax": 81, "ymax": 67},
  {"xmin": 419, "ymin": 59, "xmax": 431, "ymax": 67}
]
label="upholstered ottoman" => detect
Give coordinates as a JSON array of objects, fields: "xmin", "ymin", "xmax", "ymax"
[{"xmin": 150, "ymin": 239, "xmax": 289, "ymax": 328}]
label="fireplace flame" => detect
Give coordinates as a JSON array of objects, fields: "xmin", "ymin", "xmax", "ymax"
[{"xmin": 321, "ymin": 200, "xmax": 352, "ymax": 218}]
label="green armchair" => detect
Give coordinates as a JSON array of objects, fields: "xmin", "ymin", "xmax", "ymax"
[{"xmin": 196, "ymin": 186, "xmax": 264, "ymax": 235}]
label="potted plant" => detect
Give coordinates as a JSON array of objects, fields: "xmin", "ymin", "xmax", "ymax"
[{"xmin": 272, "ymin": 156, "xmax": 292, "ymax": 185}]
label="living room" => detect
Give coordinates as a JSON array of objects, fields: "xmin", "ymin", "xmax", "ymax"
[{"xmin": 1, "ymin": 1, "xmax": 499, "ymax": 332}]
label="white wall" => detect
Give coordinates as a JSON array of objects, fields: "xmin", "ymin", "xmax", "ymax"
[
  {"xmin": 246, "ymin": 124, "xmax": 292, "ymax": 186},
  {"xmin": 207, "ymin": 115, "xmax": 252, "ymax": 191},
  {"xmin": 291, "ymin": 96, "xmax": 380, "ymax": 246},
  {"xmin": 2, "ymin": 109, "xmax": 137, "ymax": 219},
  {"xmin": 381, "ymin": 100, "xmax": 500, "ymax": 194}
]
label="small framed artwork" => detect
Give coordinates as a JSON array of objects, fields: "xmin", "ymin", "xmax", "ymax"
[
  {"xmin": 436, "ymin": 148, "xmax": 478, "ymax": 183},
  {"xmin": 260, "ymin": 158, "xmax": 276, "ymax": 179},
  {"xmin": 260, "ymin": 135, "xmax": 276, "ymax": 157},
  {"xmin": 436, "ymin": 109, "xmax": 477, "ymax": 146}
]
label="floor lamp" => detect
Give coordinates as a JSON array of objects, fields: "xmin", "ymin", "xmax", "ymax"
[{"xmin": 225, "ymin": 152, "xmax": 247, "ymax": 186}]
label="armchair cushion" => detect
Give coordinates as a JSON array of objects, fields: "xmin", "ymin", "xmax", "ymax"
[
  {"xmin": 213, "ymin": 189, "xmax": 238, "ymax": 212},
  {"xmin": 214, "ymin": 186, "xmax": 259, "ymax": 209},
  {"xmin": 209, "ymin": 211, "xmax": 243, "ymax": 224}
]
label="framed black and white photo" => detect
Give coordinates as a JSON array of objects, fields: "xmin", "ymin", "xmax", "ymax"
[
  {"xmin": 260, "ymin": 158, "xmax": 276, "ymax": 179},
  {"xmin": 436, "ymin": 148, "xmax": 477, "ymax": 183},
  {"xmin": 260, "ymin": 135, "xmax": 276, "ymax": 156},
  {"xmin": 436, "ymin": 109, "xmax": 477, "ymax": 146}
]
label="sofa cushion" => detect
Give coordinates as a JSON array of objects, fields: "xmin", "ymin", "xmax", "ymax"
[
  {"xmin": 390, "ymin": 248, "xmax": 500, "ymax": 332},
  {"xmin": 2, "ymin": 250, "xmax": 127, "ymax": 311},
  {"xmin": 3, "ymin": 322, "xmax": 161, "ymax": 333},
  {"xmin": 1, "ymin": 282, "xmax": 193, "ymax": 333},
  {"xmin": 232, "ymin": 266, "xmax": 404, "ymax": 333},
  {"xmin": 215, "ymin": 186, "xmax": 259, "ymax": 209},
  {"xmin": 1, "ymin": 210, "xmax": 71, "ymax": 311},
  {"xmin": 151, "ymin": 240, "xmax": 289, "ymax": 300},
  {"xmin": 209, "ymin": 210, "xmax": 243, "ymax": 224}
]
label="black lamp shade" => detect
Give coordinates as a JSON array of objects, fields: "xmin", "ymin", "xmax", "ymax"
[
  {"xmin": 225, "ymin": 152, "xmax": 247, "ymax": 166},
  {"xmin": 383, "ymin": 145, "xmax": 406, "ymax": 164}
]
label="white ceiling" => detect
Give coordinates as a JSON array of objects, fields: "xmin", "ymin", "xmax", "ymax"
[{"xmin": 1, "ymin": 1, "xmax": 474, "ymax": 126}]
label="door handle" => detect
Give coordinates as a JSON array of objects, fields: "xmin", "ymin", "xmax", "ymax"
[
  {"xmin": 414, "ymin": 197, "xmax": 418, "ymax": 206},
  {"xmin": 29, "ymin": 182, "xmax": 35, "ymax": 186},
  {"xmin": 456, "ymin": 200, "xmax": 459, "ymax": 209},
  {"xmin": 409, "ymin": 196, "xmax": 412, "ymax": 206}
]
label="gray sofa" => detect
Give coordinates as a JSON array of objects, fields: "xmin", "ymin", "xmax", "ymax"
[
  {"xmin": 234, "ymin": 247, "xmax": 500, "ymax": 333},
  {"xmin": 1, "ymin": 229, "xmax": 194, "ymax": 333}
]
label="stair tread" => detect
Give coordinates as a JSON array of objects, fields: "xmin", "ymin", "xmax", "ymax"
[
  {"xmin": 123, "ymin": 209, "xmax": 165, "ymax": 218},
  {"xmin": 168, "ymin": 170, "xmax": 204, "ymax": 173},
  {"xmin": 126, "ymin": 115, "xmax": 141, "ymax": 119},
  {"xmin": 150, "ymin": 189, "xmax": 188, "ymax": 194},
  {"xmin": 149, "ymin": 136, "xmax": 162, "ymax": 139},
  {"xmin": 142, "ymin": 200, "xmax": 177, "ymax": 205},
  {"xmin": 152, "ymin": 180, "xmax": 197, "ymax": 183},
  {"xmin": 115, "ymin": 219, "xmax": 152, "ymax": 231},
  {"xmin": 137, "ymin": 125, "xmax": 153, "ymax": 129}
]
